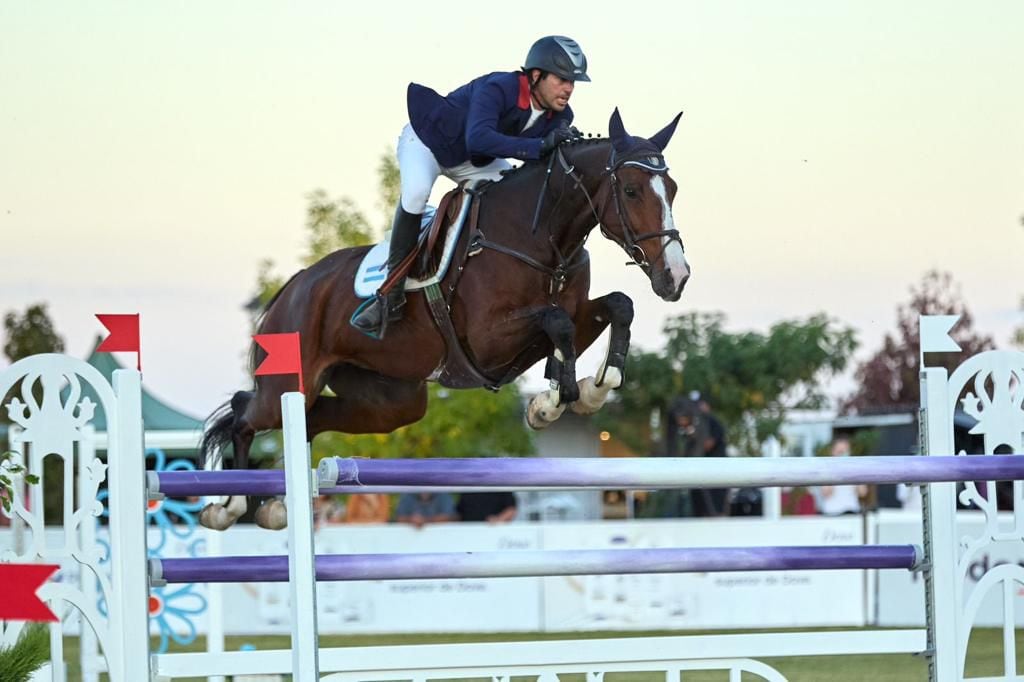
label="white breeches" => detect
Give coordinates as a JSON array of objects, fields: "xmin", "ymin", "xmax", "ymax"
[{"xmin": 397, "ymin": 124, "xmax": 512, "ymax": 214}]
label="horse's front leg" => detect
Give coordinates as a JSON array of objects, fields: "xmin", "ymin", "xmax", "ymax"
[
  {"xmin": 570, "ymin": 291, "xmax": 634, "ymax": 415},
  {"xmin": 526, "ymin": 307, "xmax": 579, "ymax": 429}
]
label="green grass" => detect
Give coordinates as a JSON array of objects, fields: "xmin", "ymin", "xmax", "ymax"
[{"xmin": 56, "ymin": 627, "xmax": 1021, "ymax": 681}]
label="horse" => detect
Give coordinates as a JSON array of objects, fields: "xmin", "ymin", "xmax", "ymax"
[{"xmin": 199, "ymin": 108, "xmax": 690, "ymax": 530}]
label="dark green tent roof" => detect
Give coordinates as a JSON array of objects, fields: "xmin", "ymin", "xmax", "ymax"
[{"xmin": 82, "ymin": 336, "xmax": 204, "ymax": 432}]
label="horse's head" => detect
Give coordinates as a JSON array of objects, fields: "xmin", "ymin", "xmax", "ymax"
[{"xmin": 598, "ymin": 108, "xmax": 690, "ymax": 301}]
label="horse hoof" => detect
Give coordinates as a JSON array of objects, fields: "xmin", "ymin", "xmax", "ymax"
[
  {"xmin": 571, "ymin": 368, "xmax": 623, "ymax": 415},
  {"xmin": 597, "ymin": 366, "xmax": 623, "ymax": 390},
  {"xmin": 527, "ymin": 390, "xmax": 566, "ymax": 429},
  {"xmin": 199, "ymin": 503, "xmax": 235, "ymax": 531},
  {"xmin": 255, "ymin": 499, "xmax": 288, "ymax": 530},
  {"xmin": 570, "ymin": 377, "xmax": 604, "ymax": 415}
]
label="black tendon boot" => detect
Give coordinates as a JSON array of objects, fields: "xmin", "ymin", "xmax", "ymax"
[{"xmin": 351, "ymin": 205, "xmax": 422, "ymax": 338}]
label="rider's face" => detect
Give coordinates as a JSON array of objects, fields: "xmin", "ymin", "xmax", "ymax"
[{"xmin": 531, "ymin": 71, "xmax": 575, "ymax": 112}]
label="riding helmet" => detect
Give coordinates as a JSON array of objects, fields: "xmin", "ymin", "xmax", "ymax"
[{"xmin": 523, "ymin": 36, "xmax": 591, "ymax": 82}]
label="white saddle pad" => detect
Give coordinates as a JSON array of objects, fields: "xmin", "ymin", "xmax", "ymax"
[{"xmin": 353, "ymin": 188, "xmax": 476, "ymax": 298}]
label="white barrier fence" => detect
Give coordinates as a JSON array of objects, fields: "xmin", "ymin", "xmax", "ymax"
[{"xmin": 1, "ymin": 318, "xmax": 1022, "ymax": 681}]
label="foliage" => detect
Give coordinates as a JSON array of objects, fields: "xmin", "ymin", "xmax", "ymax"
[
  {"xmin": 592, "ymin": 350, "xmax": 681, "ymax": 454},
  {"xmin": 0, "ymin": 451, "xmax": 40, "ymax": 513},
  {"xmin": 0, "ymin": 622, "xmax": 50, "ymax": 682},
  {"xmin": 375, "ymin": 150, "xmax": 401, "ymax": 230},
  {"xmin": 842, "ymin": 270, "xmax": 995, "ymax": 414},
  {"xmin": 310, "ymin": 383, "xmax": 534, "ymax": 463},
  {"xmin": 251, "ymin": 259, "xmax": 286, "ymax": 311},
  {"xmin": 2, "ymin": 303, "xmax": 64, "ymax": 362},
  {"xmin": 303, "ymin": 189, "xmax": 375, "ymax": 265},
  {"xmin": 248, "ymin": 156, "xmax": 389, "ymax": 318},
  {"xmin": 597, "ymin": 312, "xmax": 858, "ymax": 455}
]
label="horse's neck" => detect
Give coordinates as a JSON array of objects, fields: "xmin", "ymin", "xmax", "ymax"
[
  {"xmin": 476, "ymin": 143, "xmax": 608, "ymax": 261},
  {"xmin": 544, "ymin": 144, "xmax": 610, "ymax": 253}
]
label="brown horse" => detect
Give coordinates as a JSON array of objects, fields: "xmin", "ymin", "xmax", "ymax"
[{"xmin": 199, "ymin": 108, "xmax": 690, "ymax": 529}]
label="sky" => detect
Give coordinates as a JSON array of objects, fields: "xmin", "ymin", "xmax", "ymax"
[{"xmin": 2, "ymin": 1, "xmax": 1022, "ymax": 420}]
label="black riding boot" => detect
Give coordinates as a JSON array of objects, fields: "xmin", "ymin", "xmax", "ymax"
[{"xmin": 351, "ymin": 205, "xmax": 422, "ymax": 338}]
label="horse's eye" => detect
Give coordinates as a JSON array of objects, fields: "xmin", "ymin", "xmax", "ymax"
[{"xmin": 624, "ymin": 185, "xmax": 639, "ymax": 198}]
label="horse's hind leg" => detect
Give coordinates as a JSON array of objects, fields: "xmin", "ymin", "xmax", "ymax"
[
  {"xmin": 312, "ymin": 363, "xmax": 428, "ymax": 436},
  {"xmin": 571, "ymin": 292, "xmax": 634, "ymax": 415},
  {"xmin": 253, "ymin": 366, "xmax": 428, "ymax": 530},
  {"xmin": 200, "ymin": 386, "xmax": 284, "ymax": 531}
]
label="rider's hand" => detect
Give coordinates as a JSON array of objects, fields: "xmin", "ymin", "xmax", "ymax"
[{"xmin": 539, "ymin": 126, "xmax": 574, "ymax": 157}]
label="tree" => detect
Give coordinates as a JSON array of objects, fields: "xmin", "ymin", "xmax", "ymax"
[
  {"xmin": 592, "ymin": 350, "xmax": 681, "ymax": 455},
  {"xmin": 311, "ymin": 385, "xmax": 533, "ymax": 464},
  {"xmin": 375, "ymin": 151, "xmax": 400, "ymax": 225},
  {"xmin": 597, "ymin": 312, "xmax": 858, "ymax": 454},
  {"xmin": 247, "ymin": 165, "xmax": 384, "ymax": 317},
  {"xmin": 303, "ymin": 190, "xmax": 375, "ymax": 265},
  {"xmin": 843, "ymin": 270, "xmax": 995, "ymax": 414},
  {"xmin": 3, "ymin": 304, "xmax": 65, "ymax": 362}
]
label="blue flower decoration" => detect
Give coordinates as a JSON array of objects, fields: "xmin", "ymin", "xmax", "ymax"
[{"xmin": 95, "ymin": 448, "xmax": 208, "ymax": 654}]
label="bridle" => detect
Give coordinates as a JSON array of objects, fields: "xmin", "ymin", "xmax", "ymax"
[
  {"xmin": 598, "ymin": 145, "xmax": 683, "ymax": 272},
  {"xmin": 470, "ymin": 139, "xmax": 683, "ymax": 295}
]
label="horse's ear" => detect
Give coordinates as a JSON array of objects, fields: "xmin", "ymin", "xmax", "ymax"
[
  {"xmin": 649, "ymin": 112, "xmax": 683, "ymax": 151},
  {"xmin": 609, "ymin": 107, "xmax": 631, "ymax": 153}
]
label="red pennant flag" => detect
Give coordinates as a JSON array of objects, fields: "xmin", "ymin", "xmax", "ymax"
[
  {"xmin": 253, "ymin": 332, "xmax": 304, "ymax": 394},
  {"xmin": 96, "ymin": 313, "xmax": 141, "ymax": 371},
  {"xmin": 0, "ymin": 564, "xmax": 59, "ymax": 622}
]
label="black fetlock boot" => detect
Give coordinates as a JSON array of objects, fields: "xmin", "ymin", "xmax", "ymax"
[{"xmin": 351, "ymin": 205, "xmax": 422, "ymax": 339}]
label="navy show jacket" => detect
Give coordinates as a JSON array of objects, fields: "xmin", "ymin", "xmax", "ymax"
[{"xmin": 407, "ymin": 71, "xmax": 574, "ymax": 168}]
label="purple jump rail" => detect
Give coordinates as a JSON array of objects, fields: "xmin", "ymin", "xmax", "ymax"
[
  {"xmin": 149, "ymin": 544, "xmax": 921, "ymax": 585},
  {"xmin": 149, "ymin": 455, "xmax": 1024, "ymax": 498}
]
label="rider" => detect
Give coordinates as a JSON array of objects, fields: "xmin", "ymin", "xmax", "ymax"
[{"xmin": 352, "ymin": 35, "xmax": 591, "ymax": 338}]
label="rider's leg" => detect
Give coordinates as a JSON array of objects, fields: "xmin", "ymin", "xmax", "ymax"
[{"xmin": 352, "ymin": 124, "xmax": 439, "ymax": 337}]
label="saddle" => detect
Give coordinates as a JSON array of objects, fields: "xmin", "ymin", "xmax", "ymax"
[
  {"xmin": 352, "ymin": 184, "xmax": 480, "ymax": 300},
  {"xmin": 351, "ymin": 180, "xmax": 520, "ymax": 391}
]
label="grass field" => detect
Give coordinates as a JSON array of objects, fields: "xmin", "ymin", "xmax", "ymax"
[{"xmin": 54, "ymin": 627, "xmax": 1022, "ymax": 681}]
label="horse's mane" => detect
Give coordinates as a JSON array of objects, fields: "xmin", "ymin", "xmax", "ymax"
[{"xmin": 490, "ymin": 136, "xmax": 611, "ymax": 190}]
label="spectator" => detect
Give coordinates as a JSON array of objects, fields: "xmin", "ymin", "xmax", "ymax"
[
  {"xmin": 692, "ymin": 395, "xmax": 729, "ymax": 517},
  {"xmin": 813, "ymin": 437, "xmax": 867, "ymax": 515},
  {"xmin": 782, "ymin": 487, "xmax": 819, "ymax": 515},
  {"xmin": 313, "ymin": 494, "xmax": 346, "ymax": 528},
  {"xmin": 344, "ymin": 493, "xmax": 391, "ymax": 524},
  {"xmin": 457, "ymin": 492, "xmax": 518, "ymax": 523},
  {"xmin": 395, "ymin": 492, "xmax": 457, "ymax": 529},
  {"xmin": 663, "ymin": 392, "xmax": 729, "ymax": 517}
]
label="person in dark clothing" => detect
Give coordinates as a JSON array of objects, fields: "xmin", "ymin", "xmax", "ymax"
[
  {"xmin": 456, "ymin": 491, "xmax": 518, "ymax": 523},
  {"xmin": 691, "ymin": 397, "xmax": 729, "ymax": 517},
  {"xmin": 662, "ymin": 393, "xmax": 730, "ymax": 517},
  {"xmin": 395, "ymin": 492, "xmax": 457, "ymax": 529}
]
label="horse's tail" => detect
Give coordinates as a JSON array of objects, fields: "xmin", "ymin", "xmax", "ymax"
[
  {"xmin": 199, "ymin": 400, "xmax": 235, "ymax": 469},
  {"xmin": 247, "ymin": 269, "xmax": 306, "ymax": 375}
]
